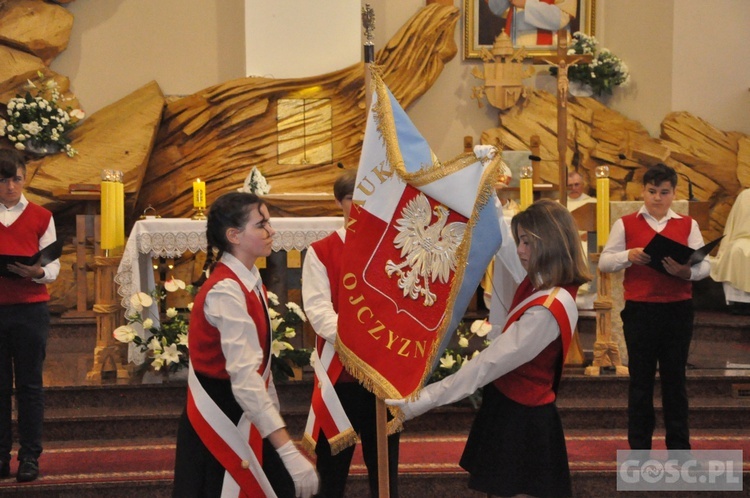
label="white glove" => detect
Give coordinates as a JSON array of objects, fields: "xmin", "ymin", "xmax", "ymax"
[
  {"xmin": 385, "ymin": 392, "xmax": 433, "ymax": 421},
  {"xmin": 276, "ymin": 440, "xmax": 319, "ymax": 498},
  {"xmin": 473, "ymin": 144, "xmax": 498, "ymax": 161}
]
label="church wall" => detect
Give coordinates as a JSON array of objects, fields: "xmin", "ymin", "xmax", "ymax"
[
  {"xmin": 50, "ymin": 0, "xmax": 247, "ymax": 116},
  {"xmin": 598, "ymin": 0, "xmax": 675, "ymax": 138},
  {"xmin": 244, "ymin": 1, "xmax": 360, "ymax": 79},
  {"xmin": 49, "ymin": 0, "xmax": 748, "ymax": 165},
  {"xmin": 671, "ymin": 0, "xmax": 750, "ymax": 135}
]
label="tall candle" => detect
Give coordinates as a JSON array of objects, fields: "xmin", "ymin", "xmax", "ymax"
[
  {"xmin": 519, "ymin": 164, "xmax": 534, "ymax": 210},
  {"xmin": 193, "ymin": 179, "xmax": 206, "ymax": 209},
  {"xmin": 595, "ymin": 166, "xmax": 610, "ymax": 250},
  {"xmin": 100, "ymin": 170, "xmax": 117, "ymax": 250},
  {"xmin": 114, "ymin": 170, "xmax": 125, "ymax": 248}
]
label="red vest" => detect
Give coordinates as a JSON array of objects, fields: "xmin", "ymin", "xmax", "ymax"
[
  {"xmin": 622, "ymin": 212, "xmax": 693, "ymax": 302},
  {"xmin": 188, "ymin": 263, "xmax": 270, "ymax": 379},
  {"xmin": 493, "ymin": 278, "xmax": 577, "ymax": 406},
  {"xmin": 0, "ymin": 202, "xmax": 52, "ymax": 305},
  {"xmin": 309, "ymin": 231, "xmax": 355, "ymax": 383}
]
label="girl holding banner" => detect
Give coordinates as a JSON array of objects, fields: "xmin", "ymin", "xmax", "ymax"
[{"xmin": 389, "ymin": 199, "xmax": 590, "ymax": 497}]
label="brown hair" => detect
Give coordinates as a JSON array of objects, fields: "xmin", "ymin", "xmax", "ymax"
[
  {"xmin": 333, "ymin": 169, "xmax": 356, "ymax": 201},
  {"xmin": 0, "ymin": 149, "xmax": 26, "ymax": 178},
  {"xmin": 511, "ymin": 199, "xmax": 591, "ymax": 289}
]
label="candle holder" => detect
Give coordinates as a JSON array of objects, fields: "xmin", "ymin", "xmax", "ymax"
[{"xmin": 191, "ymin": 207, "xmax": 207, "ymax": 220}]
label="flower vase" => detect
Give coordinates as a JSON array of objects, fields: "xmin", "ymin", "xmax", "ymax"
[
  {"xmin": 568, "ymin": 81, "xmax": 594, "ymax": 98},
  {"xmin": 24, "ymin": 139, "xmax": 62, "ymax": 156},
  {"xmin": 166, "ymin": 368, "xmax": 188, "ymax": 383}
]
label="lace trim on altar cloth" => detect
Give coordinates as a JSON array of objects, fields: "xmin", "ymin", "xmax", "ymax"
[{"xmin": 272, "ymin": 229, "xmax": 337, "ymax": 252}]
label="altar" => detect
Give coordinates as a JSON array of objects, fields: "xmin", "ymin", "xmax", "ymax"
[{"xmin": 114, "ymin": 216, "xmax": 343, "ymax": 363}]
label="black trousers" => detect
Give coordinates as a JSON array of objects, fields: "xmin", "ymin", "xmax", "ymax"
[
  {"xmin": 315, "ymin": 382, "xmax": 400, "ymax": 498},
  {"xmin": 622, "ymin": 300, "xmax": 693, "ymax": 450},
  {"xmin": 0, "ymin": 302, "xmax": 49, "ymax": 462}
]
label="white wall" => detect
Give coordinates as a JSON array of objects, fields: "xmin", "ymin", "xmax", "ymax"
[
  {"xmin": 52, "ymin": 0, "xmax": 246, "ymax": 113},
  {"xmin": 671, "ymin": 0, "xmax": 750, "ymax": 134},
  {"xmin": 244, "ymin": 0, "xmax": 360, "ymax": 78}
]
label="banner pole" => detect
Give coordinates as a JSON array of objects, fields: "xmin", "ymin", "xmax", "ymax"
[
  {"xmin": 361, "ymin": 5, "xmax": 390, "ymax": 497},
  {"xmin": 375, "ymin": 398, "xmax": 390, "ymax": 498}
]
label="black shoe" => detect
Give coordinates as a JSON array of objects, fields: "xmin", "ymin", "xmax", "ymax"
[
  {"xmin": 16, "ymin": 458, "xmax": 38, "ymax": 482},
  {"xmin": 0, "ymin": 460, "xmax": 8, "ymax": 478}
]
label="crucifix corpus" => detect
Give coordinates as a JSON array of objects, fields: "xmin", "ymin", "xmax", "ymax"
[{"xmin": 535, "ymin": 29, "xmax": 592, "ymax": 207}]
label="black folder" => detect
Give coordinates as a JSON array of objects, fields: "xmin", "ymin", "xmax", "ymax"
[
  {"xmin": 643, "ymin": 233, "xmax": 723, "ymax": 275},
  {"xmin": 0, "ymin": 240, "xmax": 63, "ymax": 278}
]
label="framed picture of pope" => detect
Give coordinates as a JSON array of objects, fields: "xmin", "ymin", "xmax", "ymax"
[{"xmin": 464, "ymin": 0, "xmax": 596, "ymax": 60}]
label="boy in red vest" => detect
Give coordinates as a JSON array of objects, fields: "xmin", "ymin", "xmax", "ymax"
[
  {"xmin": 599, "ymin": 163, "xmax": 710, "ymax": 450},
  {"xmin": 301, "ymin": 169, "xmax": 400, "ymax": 497},
  {"xmin": 0, "ymin": 149, "xmax": 60, "ymax": 482}
]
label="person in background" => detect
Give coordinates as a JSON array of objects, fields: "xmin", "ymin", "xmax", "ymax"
[
  {"xmin": 599, "ymin": 163, "xmax": 710, "ymax": 451},
  {"xmin": 301, "ymin": 169, "xmax": 400, "ymax": 497},
  {"xmin": 487, "ymin": 0, "xmax": 577, "ymax": 47},
  {"xmin": 0, "ymin": 148, "xmax": 60, "ymax": 482},
  {"xmin": 566, "ymin": 170, "xmax": 595, "ymax": 212},
  {"xmin": 389, "ymin": 199, "xmax": 590, "ymax": 497},
  {"xmin": 710, "ymin": 188, "xmax": 750, "ymax": 315},
  {"xmin": 172, "ymin": 192, "xmax": 318, "ymax": 497}
]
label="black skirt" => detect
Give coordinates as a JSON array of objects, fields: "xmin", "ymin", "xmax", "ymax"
[{"xmin": 459, "ymin": 383, "xmax": 572, "ymax": 498}]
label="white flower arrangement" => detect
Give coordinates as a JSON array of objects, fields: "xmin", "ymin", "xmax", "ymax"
[
  {"xmin": 0, "ymin": 71, "xmax": 84, "ymax": 157},
  {"xmin": 239, "ymin": 166, "xmax": 271, "ymax": 196},
  {"xmin": 113, "ymin": 277, "xmax": 195, "ymax": 374},
  {"xmin": 428, "ymin": 319, "xmax": 492, "ymax": 408},
  {"xmin": 550, "ymin": 32, "xmax": 630, "ymax": 96},
  {"xmin": 430, "ymin": 319, "xmax": 491, "ymax": 382},
  {"xmin": 266, "ymin": 291, "xmax": 312, "ymax": 381}
]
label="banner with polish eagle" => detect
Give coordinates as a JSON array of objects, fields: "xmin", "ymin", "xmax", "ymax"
[{"xmin": 334, "ymin": 68, "xmax": 505, "ymax": 401}]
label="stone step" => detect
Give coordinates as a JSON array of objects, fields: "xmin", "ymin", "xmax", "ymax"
[{"xmin": 33, "ymin": 389, "xmax": 750, "ymax": 442}]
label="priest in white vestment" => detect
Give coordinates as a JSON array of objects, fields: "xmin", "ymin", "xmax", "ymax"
[{"xmin": 710, "ymin": 188, "xmax": 750, "ymax": 311}]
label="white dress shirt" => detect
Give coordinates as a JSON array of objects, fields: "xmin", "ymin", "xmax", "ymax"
[
  {"xmin": 301, "ymin": 227, "xmax": 345, "ymax": 346},
  {"xmin": 204, "ymin": 252, "xmax": 285, "ymax": 438}
]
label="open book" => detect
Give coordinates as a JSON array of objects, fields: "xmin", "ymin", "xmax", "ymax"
[
  {"xmin": 0, "ymin": 240, "xmax": 63, "ymax": 278},
  {"xmin": 643, "ymin": 233, "xmax": 723, "ymax": 275}
]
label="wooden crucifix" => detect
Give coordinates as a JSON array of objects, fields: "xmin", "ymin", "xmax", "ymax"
[{"xmin": 536, "ymin": 29, "xmax": 592, "ymax": 208}]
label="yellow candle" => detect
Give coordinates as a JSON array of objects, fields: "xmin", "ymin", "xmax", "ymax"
[
  {"xmin": 596, "ymin": 176, "xmax": 610, "ymax": 249},
  {"xmin": 519, "ymin": 178, "xmax": 533, "ymax": 210},
  {"xmin": 115, "ymin": 171, "xmax": 125, "ymax": 248},
  {"xmin": 193, "ymin": 179, "xmax": 206, "ymax": 209},
  {"xmin": 100, "ymin": 170, "xmax": 117, "ymax": 250}
]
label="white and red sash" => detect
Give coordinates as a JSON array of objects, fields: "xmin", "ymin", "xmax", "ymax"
[
  {"xmin": 187, "ymin": 363, "xmax": 276, "ymax": 498},
  {"xmin": 301, "ymin": 343, "xmax": 358, "ymax": 456},
  {"xmin": 503, "ymin": 286, "xmax": 577, "ymax": 356}
]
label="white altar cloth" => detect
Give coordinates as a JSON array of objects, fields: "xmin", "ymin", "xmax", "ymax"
[{"xmin": 114, "ymin": 217, "xmax": 343, "ymax": 363}]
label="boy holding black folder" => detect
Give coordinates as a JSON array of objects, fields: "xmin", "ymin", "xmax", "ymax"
[
  {"xmin": 0, "ymin": 149, "xmax": 60, "ymax": 482},
  {"xmin": 599, "ymin": 163, "xmax": 709, "ymax": 452}
]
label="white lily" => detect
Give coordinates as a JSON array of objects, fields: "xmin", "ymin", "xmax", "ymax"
[
  {"xmin": 112, "ymin": 325, "xmax": 137, "ymax": 343},
  {"xmin": 471, "ymin": 319, "xmax": 492, "ymax": 338},
  {"xmin": 130, "ymin": 292, "xmax": 153, "ymax": 312},
  {"xmin": 164, "ymin": 277, "xmax": 186, "ymax": 292},
  {"xmin": 439, "ymin": 353, "xmax": 456, "ymax": 370}
]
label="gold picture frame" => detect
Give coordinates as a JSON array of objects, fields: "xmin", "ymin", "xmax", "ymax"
[{"xmin": 464, "ymin": 0, "xmax": 596, "ymax": 60}]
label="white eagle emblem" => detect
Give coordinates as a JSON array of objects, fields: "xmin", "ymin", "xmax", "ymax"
[{"xmin": 385, "ymin": 193, "xmax": 467, "ymax": 306}]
